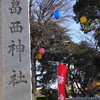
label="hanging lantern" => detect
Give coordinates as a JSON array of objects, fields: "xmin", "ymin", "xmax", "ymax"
[
  {"xmin": 85, "ymin": 87, "xmax": 89, "ymax": 91},
  {"xmin": 54, "ymin": 11, "xmax": 61, "ymax": 19},
  {"xmin": 36, "ymin": 54, "xmax": 42, "ymax": 60},
  {"xmin": 80, "ymin": 16, "xmax": 87, "ymax": 23},
  {"xmin": 44, "ymin": 70, "xmax": 46, "ymax": 72},
  {"xmin": 38, "ymin": 48, "xmax": 45, "ymax": 54}
]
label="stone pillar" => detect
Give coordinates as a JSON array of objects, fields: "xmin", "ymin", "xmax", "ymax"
[
  {"xmin": 0, "ymin": 0, "xmax": 33, "ymax": 100},
  {"xmin": 0, "ymin": 0, "xmax": 4, "ymax": 100}
]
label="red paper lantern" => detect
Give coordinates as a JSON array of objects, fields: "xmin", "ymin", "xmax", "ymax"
[
  {"xmin": 85, "ymin": 87, "xmax": 89, "ymax": 91},
  {"xmin": 44, "ymin": 70, "xmax": 46, "ymax": 72},
  {"xmin": 38, "ymin": 48, "xmax": 45, "ymax": 54}
]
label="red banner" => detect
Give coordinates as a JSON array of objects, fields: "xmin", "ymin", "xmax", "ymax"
[{"xmin": 58, "ymin": 64, "xmax": 68, "ymax": 100}]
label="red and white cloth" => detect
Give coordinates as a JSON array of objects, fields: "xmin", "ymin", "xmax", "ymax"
[{"xmin": 58, "ymin": 64, "xmax": 68, "ymax": 100}]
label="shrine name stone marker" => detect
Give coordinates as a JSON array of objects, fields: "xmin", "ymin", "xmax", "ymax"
[{"xmin": 0, "ymin": 0, "xmax": 32, "ymax": 100}]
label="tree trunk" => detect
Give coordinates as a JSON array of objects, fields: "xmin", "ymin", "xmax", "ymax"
[
  {"xmin": 31, "ymin": 49, "xmax": 37, "ymax": 100},
  {"xmin": 29, "ymin": 0, "xmax": 37, "ymax": 99}
]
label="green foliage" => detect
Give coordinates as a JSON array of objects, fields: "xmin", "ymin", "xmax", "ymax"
[
  {"xmin": 74, "ymin": 0, "xmax": 100, "ymax": 22},
  {"xmin": 67, "ymin": 41, "xmax": 100, "ymax": 97},
  {"xmin": 73, "ymin": 2, "xmax": 100, "ymax": 96},
  {"xmin": 34, "ymin": 22, "xmax": 72, "ymax": 88},
  {"xmin": 30, "ymin": 0, "xmax": 100, "ymax": 98},
  {"xmin": 73, "ymin": 0, "xmax": 100, "ymax": 43},
  {"xmin": 30, "ymin": 1, "xmax": 75, "ymax": 99}
]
